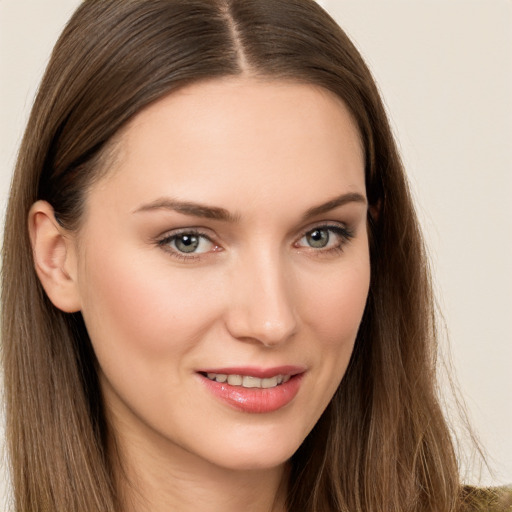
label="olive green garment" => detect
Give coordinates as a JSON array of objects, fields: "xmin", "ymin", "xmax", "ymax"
[{"xmin": 462, "ymin": 486, "xmax": 512, "ymax": 511}]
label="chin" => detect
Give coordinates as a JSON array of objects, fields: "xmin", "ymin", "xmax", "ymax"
[
  {"xmin": 201, "ymin": 430, "xmax": 306, "ymax": 472},
  {"xmin": 211, "ymin": 450, "xmax": 293, "ymax": 472}
]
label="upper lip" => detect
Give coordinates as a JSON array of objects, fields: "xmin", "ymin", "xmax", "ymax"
[{"xmin": 197, "ymin": 365, "xmax": 306, "ymax": 379}]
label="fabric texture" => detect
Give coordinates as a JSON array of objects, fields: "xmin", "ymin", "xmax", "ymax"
[{"xmin": 462, "ymin": 486, "xmax": 512, "ymax": 511}]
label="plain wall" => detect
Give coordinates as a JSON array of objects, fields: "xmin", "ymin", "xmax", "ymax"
[{"xmin": 1, "ymin": 0, "xmax": 511, "ymax": 506}]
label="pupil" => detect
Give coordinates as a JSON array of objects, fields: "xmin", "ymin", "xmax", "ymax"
[
  {"xmin": 176, "ymin": 235, "xmax": 199, "ymax": 253},
  {"xmin": 307, "ymin": 229, "xmax": 329, "ymax": 248}
]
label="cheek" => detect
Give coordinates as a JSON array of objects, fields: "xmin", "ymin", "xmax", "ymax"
[
  {"xmin": 301, "ymin": 258, "xmax": 370, "ymax": 348},
  {"xmin": 77, "ymin": 247, "xmax": 221, "ymax": 366},
  {"xmin": 290, "ymin": 250, "xmax": 370, "ymax": 433},
  {"xmin": 301, "ymin": 248, "xmax": 370, "ymax": 394}
]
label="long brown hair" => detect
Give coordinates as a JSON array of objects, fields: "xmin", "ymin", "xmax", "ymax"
[{"xmin": 2, "ymin": 1, "xmax": 462, "ymax": 510}]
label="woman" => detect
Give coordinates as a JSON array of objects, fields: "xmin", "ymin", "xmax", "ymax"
[{"xmin": 1, "ymin": 1, "xmax": 509, "ymax": 511}]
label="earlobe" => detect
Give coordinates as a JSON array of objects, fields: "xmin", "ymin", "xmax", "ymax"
[{"xmin": 28, "ymin": 200, "xmax": 82, "ymax": 313}]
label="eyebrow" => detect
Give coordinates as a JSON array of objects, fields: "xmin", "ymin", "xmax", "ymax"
[
  {"xmin": 133, "ymin": 198, "xmax": 239, "ymax": 222},
  {"xmin": 133, "ymin": 192, "xmax": 366, "ymax": 222},
  {"xmin": 301, "ymin": 192, "xmax": 367, "ymax": 221}
]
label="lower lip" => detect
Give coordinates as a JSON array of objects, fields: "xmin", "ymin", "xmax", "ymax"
[{"xmin": 198, "ymin": 373, "xmax": 303, "ymax": 413}]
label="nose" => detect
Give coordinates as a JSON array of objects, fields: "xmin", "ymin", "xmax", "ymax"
[{"xmin": 224, "ymin": 250, "xmax": 298, "ymax": 347}]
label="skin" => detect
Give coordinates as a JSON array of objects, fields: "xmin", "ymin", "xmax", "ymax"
[{"xmin": 30, "ymin": 77, "xmax": 370, "ymax": 512}]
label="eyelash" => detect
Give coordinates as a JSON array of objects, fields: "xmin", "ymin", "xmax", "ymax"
[
  {"xmin": 295, "ymin": 224, "xmax": 354, "ymax": 256},
  {"xmin": 156, "ymin": 224, "xmax": 354, "ymax": 262},
  {"xmin": 157, "ymin": 229, "xmax": 216, "ymax": 261}
]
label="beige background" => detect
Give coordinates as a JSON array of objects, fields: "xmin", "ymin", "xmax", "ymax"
[{"xmin": 1, "ymin": 0, "xmax": 511, "ymax": 506}]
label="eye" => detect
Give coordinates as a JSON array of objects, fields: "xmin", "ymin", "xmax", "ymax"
[
  {"xmin": 296, "ymin": 225, "xmax": 353, "ymax": 252},
  {"xmin": 158, "ymin": 230, "xmax": 217, "ymax": 257},
  {"xmin": 304, "ymin": 228, "xmax": 330, "ymax": 248}
]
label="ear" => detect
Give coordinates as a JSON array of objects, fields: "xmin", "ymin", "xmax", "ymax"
[{"xmin": 28, "ymin": 200, "xmax": 82, "ymax": 313}]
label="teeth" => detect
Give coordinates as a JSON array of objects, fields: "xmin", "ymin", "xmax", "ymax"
[
  {"xmin": 242, "ymin": 375, "xmax": 261, "ymax": 388},
  {"xmin": 262, "ymin": 376, "xmax": 278, "ymax": 388},
  {"xmin": 205, "ymin": 373, "xmax": 292, "ymax": 389},
  {"xmin": 227, "ymin": 374, "xmax": 242, "ymax": 386}
]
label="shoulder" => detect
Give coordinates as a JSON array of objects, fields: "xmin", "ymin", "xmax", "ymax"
[{"xmin": 461, "ymin": 485, "xmax": 512, "ymax": 511}]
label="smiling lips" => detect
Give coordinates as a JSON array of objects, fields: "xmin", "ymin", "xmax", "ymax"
[
  {"xmin": 198, "ymin": 366, "xmax": 304, "ymax": 413},
  {"xmin": 205, "ymin": 372, "xmax": 291, "ymax": 389}
]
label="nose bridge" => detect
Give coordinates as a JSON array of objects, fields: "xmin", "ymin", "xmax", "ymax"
[{"xmin": 226, "ymin": 245, "xmax": 297, "ymax": 346}]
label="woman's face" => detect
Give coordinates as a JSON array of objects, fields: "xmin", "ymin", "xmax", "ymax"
[{"xmin": 70, "ymin": 78, "xmax": 370, "ymax": 471}]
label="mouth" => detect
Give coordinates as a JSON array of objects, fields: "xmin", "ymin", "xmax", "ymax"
[
  {"xmin": 201, "ymin": 372, "xmax": 291, "ymax": 389},
  {"xmin": 197, "ymin": 366, "xmax": 305, "ymax": 413}
]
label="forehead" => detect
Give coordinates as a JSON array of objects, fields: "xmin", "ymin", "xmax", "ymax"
[{"xmin": 89, "ymin": 77, "xmax": 365, "ymax": 217}]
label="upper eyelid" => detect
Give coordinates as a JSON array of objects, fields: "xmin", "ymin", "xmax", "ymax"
[
  {"xmin": 157, "ymin": 222, "xmax": 346, "ymax": 236},
  {"xmin": 157, "ymin": 227, "xmax": 214, "ymax": 241},
  {"xmin": 297, "ymin": 225, "xmax": 353, "ymax": 241},
  {"xmin": 297, "ymin": 221, "xmax": 351, "ymax": 237}
]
